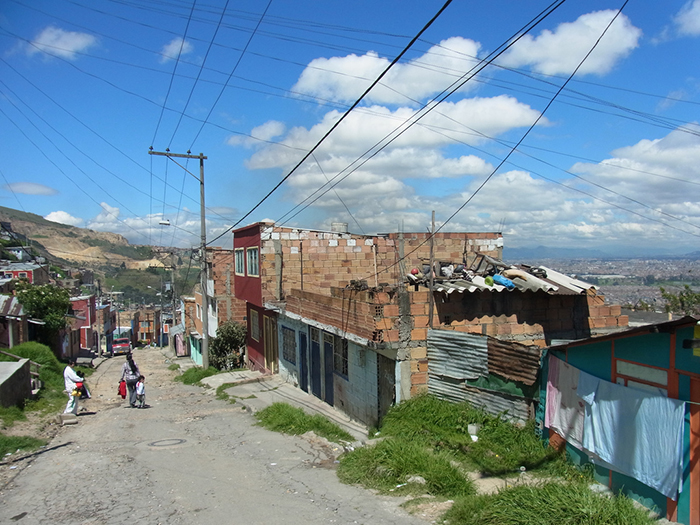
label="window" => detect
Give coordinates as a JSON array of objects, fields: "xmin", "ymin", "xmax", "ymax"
[
  {"xmin": 247, "ymin": 247, "xmax": 259, "ymax": 277},
  {"xmin": 250, "ymin": 309, "xmax": 260, "ymax": 341},
  {"xmin": 196, "ymin": 304, "xmax": 201, "ymax": 320},
  {"xmin": 282, "ymin": 326, "xmax": 296, "ymax": 364},
  {"xmin": 333, "ymin": 335, "xmax": 348, "ymax": 377},
  {"xmin": 140, "ymin": 321, "xmax": 149, "ymax": 328},
  {"xmin": 235, "ymin": 248, "xmax": 245, "ymax": 275},
  {"xmin": 18, "ymin": 272, "xmax": 27, "ymax": 278}
]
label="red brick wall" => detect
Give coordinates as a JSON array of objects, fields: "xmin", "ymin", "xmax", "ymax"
[{"xmin": 210, "ymin": 247, "xmax": 247, "ymax": 326}]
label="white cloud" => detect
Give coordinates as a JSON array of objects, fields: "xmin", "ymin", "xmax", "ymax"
[
  {"xmin": 44, "ymin": 211, "xmax": 84, "ymax": 227},
  {"xmin": 27, "ymin": 26, "xmax": 97, "ymax": 60},
  {"xmin": 570, "ymin": 123, "xmax": 700, "ymax": 205},
  {"xmin": 292, "ymin": 37, "xmax": 482, "ymax": 104},
  {"xmin": 160, "ymin": 38, "xmax": 193, "ymax": 63},
  {"xmin": 499, "ymin": 11, "xmax": 641, "ymax": 75},
  {"xmin": 674, "ymin": 0, "xmax": 700, "ymax": 36},
  {"xmin": 228, "ymin": 121, "xmax": 286, "ymax": 147},
  {"xmin": 244, "ymin": 96, "xmax": 543, "ymax": 170},
  {"xmin": 5, "ymin": 182, "xmax": 57, "ymax": 195}
]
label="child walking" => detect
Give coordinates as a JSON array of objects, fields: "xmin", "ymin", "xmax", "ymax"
[{"xmin": 135, "ymin": 375, "xmax": 146, "ymax": 408}]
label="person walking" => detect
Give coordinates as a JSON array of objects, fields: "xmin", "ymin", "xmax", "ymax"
[
  {"xmin": 135, "ymin": 375, "xmax": 146, "ymax": 408},
  {"xmin": 63, "ymin": 358, "xmax": 82, "ymax": 415},
  {"xmin": 120, "ymin": 352, "xmax": 141, "ymax": 408}
]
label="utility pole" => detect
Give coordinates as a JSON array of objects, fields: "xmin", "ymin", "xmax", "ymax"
[{"xmin": 149, "ymin": 149, "xmax": 209, "ymax": 368}]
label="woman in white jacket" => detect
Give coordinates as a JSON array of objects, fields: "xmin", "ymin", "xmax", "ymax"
[{"xmin": 63, "ymin": 359, "xmax": 82, "ymax": 415}]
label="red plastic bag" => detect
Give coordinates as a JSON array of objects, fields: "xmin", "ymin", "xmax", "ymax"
[{"xmin": 118, "ymin": 380, "xmax": 126, "ymax": 399}]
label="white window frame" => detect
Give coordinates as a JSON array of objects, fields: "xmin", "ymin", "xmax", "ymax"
[
  {"xmin": 246, "ymin": 247, "xmax": 259, "ymax": 277},
  {"xmin": 234, "ymin": 248, "xmax": 245, "ymax": 275}
]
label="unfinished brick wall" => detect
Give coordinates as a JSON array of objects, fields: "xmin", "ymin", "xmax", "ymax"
[
  {"xmin": 374, "ymin": 288, "xmax": 629, "ymax": 396},
  {"xmin": 258, "ymin": 226, "xmax": 503, "ymax": 306},
  {"xmin": 285, "ymin": 288, "xmax": 379, "ymax": 342}
]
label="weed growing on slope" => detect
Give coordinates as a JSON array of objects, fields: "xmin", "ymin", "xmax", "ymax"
[
  {"xmin": 174, "ymin": 366, "xmax": 218, "ymax": 385},
  {"xmin": 338, "ymin": 438, "xmax": 475, "ymax": 497},
  {"xmin": 255, "ymin": 402, "xmax": 353, "ymax": 443},
  {"xmin": 443, "ymin": 481, "xmax": 656, "ymax": 525}
]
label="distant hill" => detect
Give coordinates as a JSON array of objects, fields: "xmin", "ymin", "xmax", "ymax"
[{"xmin": 0, "ymin": 206, "xmax": 157, "ymax": 268}]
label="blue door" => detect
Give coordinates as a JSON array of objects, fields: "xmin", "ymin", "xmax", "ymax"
[
  {"xmin": 299, "ymin": 331, "xmax": 309, "ymax": 393},
  {"xmin": 310, "ymin": 328, "xmax": 322, "ymax": 399},
  {"xmin": 323, "ymin": 334, "xmax": 334, "ymax": 406}
]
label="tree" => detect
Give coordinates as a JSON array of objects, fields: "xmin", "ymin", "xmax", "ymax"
[
  {"xmin": 209, "ymin": 321, "xmax": 246, "ymax": 370},
  {"xmin": 660, "ymin": 285, "xmax": 700, "ymax": 317},
  {"xmin": 15, "ymin": 282, "xmax": 71, "ymax": 345}
]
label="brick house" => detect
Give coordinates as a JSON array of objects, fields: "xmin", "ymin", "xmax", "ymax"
[{"xmin": 230, "ymin": 221, "xmax": 628, "ymax": 427}]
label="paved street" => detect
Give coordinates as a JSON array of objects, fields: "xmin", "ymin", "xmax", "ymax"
[{"xmin": 0, "ymin": 348, "xmax": 425, "ymax": 525}]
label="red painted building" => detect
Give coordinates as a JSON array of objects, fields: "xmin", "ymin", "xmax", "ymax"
[
  {"xmin": 70, "ymin": 295, "xmax": 96, "ymax": 351},
  {"xmin": 0, "ymin": 262, "xmax": 49, "ymax": 284}
]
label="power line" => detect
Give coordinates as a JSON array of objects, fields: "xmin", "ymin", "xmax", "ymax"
[
  {"xmin": 276, "ymin": 1, "xmax": 569, "ymax": 226},
  {"xmin": 207, "ymin": 0, "xmax": 456, "ymax": 246}
]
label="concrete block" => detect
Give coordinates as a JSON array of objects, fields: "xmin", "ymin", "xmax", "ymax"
[{"xmin": 59, "ymin": 413, "xmax": 79, "ymax": 425}]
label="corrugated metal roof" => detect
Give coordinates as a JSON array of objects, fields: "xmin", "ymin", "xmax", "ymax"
[
  {"xmin": 431, "ymin": 265, "xmax": 596, "ymax": 296},
  {"xmin": 0, "ymin": 295, "xmax": 24, "ymax": 317},
  {"xmin": 487, "ymin": 339, "xmax": 541, "ymax": 386},
  {"xmin": 427, "ymin": 330, "xmax": 488, "ymax": 380}
]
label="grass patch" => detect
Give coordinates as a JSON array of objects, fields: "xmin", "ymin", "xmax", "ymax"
[
  {"xmin": 338, "ymin": 438, "xmax": 475, "ymax": 497},
  {"xmin": 443, "ymin": 481, "xmax": 656, "ymax": 525},
  {"xmin": 256, "ymin": 402, "xmax": 354, "ymax": 443},
  {"xmin": 0, "ymin": 434, "xmax": 47, "ymax": 456},
  {"xmin": 0, "ymin": 342, "xmax": 82, "ymax": 424},
  {"xmin": 168, "ymin": 363, "xmax": 180, "ymax": 371},
  {"xmin": 174, "ymin": 366, "xmax": 218, "ymax": 385},
  {"xmin": 0, "ymin": 406, "xmax": 27, "ymax": 427},
  {"xmin": 380, "ymin": 394, "xmax": 560, "ymax": 476}
]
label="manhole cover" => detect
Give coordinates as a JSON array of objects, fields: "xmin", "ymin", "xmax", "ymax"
[{"xmin": 148, "ymin": 439, "xmax": 187, "ymax": 447}]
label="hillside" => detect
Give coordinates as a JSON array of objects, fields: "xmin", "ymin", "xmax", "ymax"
[{"xmin": 0, "ymin": 206, "xmax": 158, "ymax": 269}]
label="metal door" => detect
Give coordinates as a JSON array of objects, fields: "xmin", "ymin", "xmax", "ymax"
[
  {"xmin": 299, "ymin": 331, "xmax": 309, "ymax": 393},
  {"xmin": 377, "ymin": 354, "xmax": 396, "ymax": 425},
  {"xmin": 310, "ymin": 327, "xmax": 322, "ymax": 399},
  {"xmin": 323, "ymin": 333, "xmax": 334, "ymax": 406}
]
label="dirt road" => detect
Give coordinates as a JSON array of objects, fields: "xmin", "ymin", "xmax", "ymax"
[{"xmin": 0, "ymin": 348, "xmax": 425, "ymax": 524}]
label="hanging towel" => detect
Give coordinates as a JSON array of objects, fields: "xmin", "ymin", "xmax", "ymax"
[
  {"xmin": 545, "ymin": 355, "xmax": 585, "ymax": 449},
  {"xmin": 577, "ymin": 371, "xmax": 685, "ymax": 500}
]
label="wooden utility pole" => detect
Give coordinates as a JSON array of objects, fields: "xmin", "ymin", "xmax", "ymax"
[{"xmin": 149, "ymin": 149, "xmax": 209, "ymax": 368}]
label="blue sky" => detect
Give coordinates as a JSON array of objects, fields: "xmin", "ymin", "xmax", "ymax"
[{"xmin": 1, "ymin": 0, "xmax": 699, "ymax": 256}]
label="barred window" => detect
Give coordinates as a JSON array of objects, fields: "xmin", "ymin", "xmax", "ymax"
[
  {"xmin": 250, "ymin": 309, "xmax": 260, "ymax": 341},
  {"xmin": 333, "ymin": 336, "xmax": 348, "ymax": 377},
  {"xmin": 282, "ymin": 326, "xmax": 296, "ymax": 364},
  {"xmin": 247, "ymin": 247, "xmax": 259, "ymax": 277},
  {"xmin": 234, "ymin": 248, "xmax": 245, "ymax": 275}
]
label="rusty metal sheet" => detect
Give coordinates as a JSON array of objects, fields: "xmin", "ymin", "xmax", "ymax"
[
  {"xmin": 487, "ymin": 339, "xmax": 542, "ymax": 386},
  {"xmin": 428, "ymin": 373, "xmax": 531, "ymax": 424},
  {"xmin": 0, "ymin": 295, "xmax": 23, "ymax": 317},
  {"xmin": 427, "ymin": 329, "xmax": 487, "ymax": 380}
]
